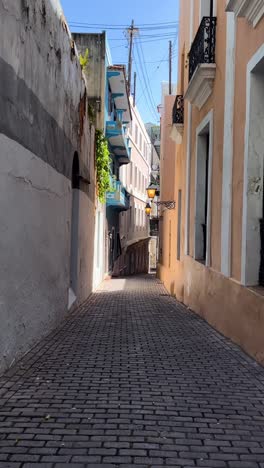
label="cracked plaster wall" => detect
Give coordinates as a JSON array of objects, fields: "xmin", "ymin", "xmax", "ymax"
[
  {"xmin": 0, "ymin": 0, "xmax": 96, "ymax": 374},
  {"xmin": 244, "ymin": 71, "xmax": 264, "ymax": 285}
]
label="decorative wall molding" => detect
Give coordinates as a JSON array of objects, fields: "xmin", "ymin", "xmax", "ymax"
[
  {"xmin": 185, "ymin": 64, "xmax": 216, "ymax": 110},
  {"xmin": 226, "ymin": 0, "xmax": 264, "ymax": 27}
]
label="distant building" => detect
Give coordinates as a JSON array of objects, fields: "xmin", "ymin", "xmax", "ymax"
[
  {"xmin": 74, "ymin": 32, "xmax": 132, "ymax": 282},
  {"xmin": 145, "ymin": 122, "xmax": 161, "ymax": 158},
  {"xmin": 118, "ymin": 100, "xmax": 151, "ymax": 275},
  {"xmin": 74, "ymin": 33, "xmax": 151, "ymax": 278}
]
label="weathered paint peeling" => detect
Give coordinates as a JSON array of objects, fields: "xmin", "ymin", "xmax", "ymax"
[{"xmin": 247, "ymin": 176, "xmax": 262, "ymax": 197}]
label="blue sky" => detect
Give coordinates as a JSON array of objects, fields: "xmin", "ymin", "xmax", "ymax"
[{"xmin": 60, "ymin": 0, "xmax": 179, "ymax": 123}]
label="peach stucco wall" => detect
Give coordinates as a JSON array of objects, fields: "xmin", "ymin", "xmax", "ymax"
[
  {"xmin": 159, "ymin": 93, "xmax": 185, "ymax": 301},
  {"xmin": 184, "ymin": 257, "xmax": 264, "ymax": 364},
  {"xmin": 159, "ymin": 0, "xmax": 264, "ymax": 365}
]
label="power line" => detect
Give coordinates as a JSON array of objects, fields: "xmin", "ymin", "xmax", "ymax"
[
  {"xmin": 69, "ymin": 20, "xmax": 178, "ymax": 26},
  {"xmin": 69, "ymin": 20, "xmax": 178, "ymax": 25},
  {"xmin": 132, "ymin": 49, "xmax": 158, "ymax": 121},
  {"xmin": 68, "ymin": 22, "xmax": 178, "ymax": 31},
  {"xmin": 133, "ymin": 45, "xmax": 158, "ymax": 120},
  {"xmin": 137, "ymin": 38, "xmax": 158, "ymax": 113}
]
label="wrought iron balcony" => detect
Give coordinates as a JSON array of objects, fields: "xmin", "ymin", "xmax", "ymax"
[
  {"xmin": 189, "ymin": 16, "xmax": 217, "ymax": 81},
  {"xmin": 172, "ymin": 95, "xmax": 184, "ymax": 125},
  {"xmin": 106, "ymin": 177, "xmax": 130, "ymax": 212}
]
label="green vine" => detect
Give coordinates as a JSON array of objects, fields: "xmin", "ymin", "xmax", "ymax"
[
  {"xmin": 88, "ymin": 103, "xmax": 95, "ymax": 124},
  {"xmin": 95, "ymin": 129, "xmax": 111, "ymax": 203},
  {"xmin": 79, "ymin": 48, "xmax": 89, "ymax": 70}
]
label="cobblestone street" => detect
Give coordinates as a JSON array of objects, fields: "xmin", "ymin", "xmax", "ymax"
[{"xmin": 1, "ymin": 275, "xmax": 264, "ymax": 467}]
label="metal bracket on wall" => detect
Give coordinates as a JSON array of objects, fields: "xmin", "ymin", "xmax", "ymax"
[{"xmin": 155, "ymin": 201, "xmax": 175, "ymax": 210}]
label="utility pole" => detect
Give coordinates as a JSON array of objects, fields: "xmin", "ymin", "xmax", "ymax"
[
  {"xmin": 133, "ymin": 72, "xmax": 137, "ymax": 107},
  {"xmin": 127, "ymin": 20, "xmax": 138, "ymax": 96},
  {"xmin": 169, "ymin": 40, "xmax": 172, "ymax": 95}
]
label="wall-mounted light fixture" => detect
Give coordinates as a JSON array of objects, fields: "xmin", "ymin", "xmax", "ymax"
[{"xmin": 146, "ymin": 185, "xmax": 175, "ymax": 210}]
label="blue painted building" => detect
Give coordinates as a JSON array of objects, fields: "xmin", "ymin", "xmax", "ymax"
[{"xmin": 105, "ymin": 65, "xmax": 132, "ymax": 273}]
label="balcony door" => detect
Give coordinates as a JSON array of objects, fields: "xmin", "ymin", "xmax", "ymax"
[
  {"xmin": 199, "ymin": 0, "xmax": 216, "ymax": 20},
  {"xmin": 194, "ymin": 112, "xmax": 213, "ymax": 266}
]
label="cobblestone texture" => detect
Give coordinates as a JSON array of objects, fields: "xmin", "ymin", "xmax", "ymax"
[{"xmin": 1, "ymin": 275, "xmax": 264, "ymax": 467}]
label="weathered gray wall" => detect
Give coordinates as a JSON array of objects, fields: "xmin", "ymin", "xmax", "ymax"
[
  {"xmin": 73, "ymin": 32, "xmax": 106, "ymax": 130},
  {"xmin": 0, "ymin": 0, "xmax": 95, "ymax": 374}
]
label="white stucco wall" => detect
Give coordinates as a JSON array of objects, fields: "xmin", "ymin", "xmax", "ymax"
[
  {"xmin": 0, "ymin": 0, "xmax": 96, "ymax": 375},
  {"xmin": 0, "ymin": 135, "xmax": 71, "ymax": 373}
]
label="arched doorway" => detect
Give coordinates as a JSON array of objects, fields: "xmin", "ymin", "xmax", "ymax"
[{"xmin": 70, "ymin": 152, "xmax": 80, "ymax": 295}]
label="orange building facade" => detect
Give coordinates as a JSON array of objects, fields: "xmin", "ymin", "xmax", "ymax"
[{"xmin": 158, "ymin": 0, "xmax": 264, "ymax": 363}]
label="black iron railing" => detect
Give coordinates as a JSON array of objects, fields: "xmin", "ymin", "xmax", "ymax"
[
  {"xmin": 189, "ymin": 16, "xmax": 217, "ymax": 81},
  {"xmin": 172, "ymin": 95, "xmax": 184, "ymax": 125},
  {"xmin": 259, "ymin": 219, "xmax": 264, "ymax": 286}
]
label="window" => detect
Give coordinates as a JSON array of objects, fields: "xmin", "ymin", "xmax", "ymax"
[
  {"xmin": 139, "ymin": 133, "xmax": 142, "ymax": 151},
  {"xmin": 200, "ymin": 0, "xmax": 216, "ymax": 20},
  {"xmin": 108, "ymin": 84, "xmax": 114, "ymax": 116},
  {"xmin": 135, "ymin": 124, "xmax": 138, "ymax": 145},
  {"xmin": 130, "ymin": 162, "xmax": 133, "ymax": 186}
]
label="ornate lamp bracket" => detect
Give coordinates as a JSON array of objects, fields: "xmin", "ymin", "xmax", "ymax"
[{"xmin": 156, "ymin": 201, "xmax": 175, "ymax": 210}]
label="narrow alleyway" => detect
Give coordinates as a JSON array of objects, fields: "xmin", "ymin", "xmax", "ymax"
[{"xmin": 1, "ymin": 276, "xmax": 264, "ymax": 468}]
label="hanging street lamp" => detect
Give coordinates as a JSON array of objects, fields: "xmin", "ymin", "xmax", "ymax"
[
  {"xmin": 146, "ymin": 183, "xmax": 157, "ymax": 200},
  {"xmin": 145, "ymin": 203, "xmax": 152, "ymax": 216}
]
